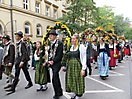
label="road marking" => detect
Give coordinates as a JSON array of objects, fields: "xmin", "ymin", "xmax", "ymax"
[
  {"xmin": 109, "ymin": 70, "xmax": 124, "ymax": 76},
  {"xmin": 85, "ymin": 90, "xmax": 123, "ymax": 93},
  {"xmin": 85, "ymin": 76, "xmax": 124, "ymax": 93},
  {"xmin": 116, "ymin": 66, "xmax": 125, "ymax": 68}
]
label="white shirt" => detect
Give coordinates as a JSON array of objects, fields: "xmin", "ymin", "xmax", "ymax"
[{"xmin": 79, "ymin": 44, "xmax": 87, "ymax": 70}]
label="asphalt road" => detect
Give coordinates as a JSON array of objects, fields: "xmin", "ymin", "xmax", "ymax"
[{"xmin": 0, "ymin": 57, "xmax": 131, "ymax": 99}]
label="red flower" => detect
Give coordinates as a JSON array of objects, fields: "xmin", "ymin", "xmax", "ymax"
[{"xmin": 0, "ymin": 35, "xmax": 2, "ymax": 38}]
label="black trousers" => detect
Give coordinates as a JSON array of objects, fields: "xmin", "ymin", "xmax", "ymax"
[
  {"xmin": 0, "ymin": 67, "xmax": 2, "ymax": 79},
  {"xmin": 11, "ymin": 62, "xmax": 32, "ymax": 90},
  {"xmin": 52, "ymin": 69, "xmax": 62, "ymax": 96},
  {"xmin": 0, "ymin": 65, "xmax": 5, "ymax": 79},
  {"xmin": 87, "ymin": 59, "xmax": 92, "ymax": 72}
]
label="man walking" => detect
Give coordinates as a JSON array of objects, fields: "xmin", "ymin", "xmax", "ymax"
[
  {"xmin": 48, "ymin": 29, "xmax": 63, "ymax": 99},
  {"xmin": 2, "ymin": 35, "xmax": 15, "ymax": 89},
  {"xmin": 6, "ymin": 31, "xmax": 33, "ymax": 94}
]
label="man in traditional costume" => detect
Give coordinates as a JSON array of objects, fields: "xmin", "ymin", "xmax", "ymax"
[
  {"xmin": 47, "ymin": 29, "xmax": 63, "ymax": 99},
  {"xmin": 2, "ymin": 35, "xmax": 15, "ymax": 89},
  {"xmin": 6, "ymin": 31, "xmax": 33, "ymax": 94}
]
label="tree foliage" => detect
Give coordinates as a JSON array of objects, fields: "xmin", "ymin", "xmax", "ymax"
[{"xmin": 58, "ymin": 0, "xmax": 132, "ymax": 39}]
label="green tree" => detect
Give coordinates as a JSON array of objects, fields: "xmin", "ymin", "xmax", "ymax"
[
  {"xmin": 58, "ymin": 0, "xmax": 97, "ymax": 34},
  {"xmin": 95, "ymin": 5, "xmax": 115, "ymax": 31}
]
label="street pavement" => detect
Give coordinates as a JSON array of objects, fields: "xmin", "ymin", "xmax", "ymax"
[{"xmin": 0, "ymin": 57, "xmax": 131, "ymax": 99}]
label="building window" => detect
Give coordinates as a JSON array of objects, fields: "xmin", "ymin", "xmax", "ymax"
[
  {"xmin": 0, "ymin": 0, "xmax": 2, "ymax": 3},
  {"xmin": 25, "ymin": 22, "xmax": 31, "ymax": 35},
  {"xmin": 35, "ymin": 1, "xmax": 40, "ymax": 13},
  {"xmin": 23, "ymin": 0, "xmax": 28, "ymax": 10},
  {"xmin": 46, "ymin": 6, "xmax": 50, "ymax": 16},
  {"xmin": 37, "ymin": 24, "xmax": 41, "ymax": 36},
  {"xmin": 53, "ymin": 9, "xmax": 57, "ymax": 19},
  {"xmin": 0, "ymin": 24, "xmax": 3, "ymax": 35}
]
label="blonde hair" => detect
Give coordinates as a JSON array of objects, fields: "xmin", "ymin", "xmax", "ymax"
[{"xmin": 72, "ymin": 33, "xmax": 79, "ymax": 46}]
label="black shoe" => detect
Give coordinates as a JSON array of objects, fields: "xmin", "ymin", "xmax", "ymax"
[
  {"xmin": 41, "ymin": 87, "xmax": 48, "ymax": 91},
  {"xmin": 5, "ymin": 88, "xmax": 15, "ymax": 92},
  {"xmin": 101, "ymin": 77, "xmax": 106, "ymax": 80},
  {"xmin": 95, "ymin": 66, "xmax": 98, "ymax": 69},
  {"xmin": 53, "ymin": 96, "xmax": 59, "ymax": 99},
  {"xmin": 0, "ymin": 77, "xmax": 2, "ymax": 80},
  {"xmin": 53, "ymin": 93, "xmax": 63, "ymax": 99},
  {"xmin": 6, "ymin": 80, "xmax": 9, "ymax": 83},
  {"xmin": 25, "ymin": 82, "xmax": 33, "ymax": 89},
  {"xmin": 118, "ymin": 61, "xmax": 122, "ymax": 63},
  {"xmin": 33, "ymin": 67, "xmax": 36, "ymax": 70},
  {"xmin": 109, "ymin": 67, "xmax": 112, "ymax": 70},
  {"xmin": 36, "ymin": 86, "xmax": 43, "ymax": 91},
  {"xmin": 89, "ymin": 70, "xmax": 92, "ymax": 75}
]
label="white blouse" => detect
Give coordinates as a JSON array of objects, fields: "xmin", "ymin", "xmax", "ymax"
[
  {"xmin": 79, "ymin": 44, "xmax": 87, "ymax": 70},
  {"xmin": 34, "ymin": 50, "xmax": 40, "ymax": 61},
  {"xmin": 109, "ymin": 44, "xmax": 113, "ymax": 48}
]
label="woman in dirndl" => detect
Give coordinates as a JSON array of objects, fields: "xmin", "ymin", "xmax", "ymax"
[
  {"xmin": 109, "ymin": 39, "xmax": 118, "ymax": 70},
  {"xmin": 124, "ymin": 40, "xmax": 131, "ymax": 59},
  {"xmin": 97, "ymin": 37, "xmax": 110, "ymax": 80},
  {"xmin": 61, "ymin": 34, "xmax": 87, "ymax": 99},
  {"xmin": 34, "ymin": 41, "xmax": 50, "ymax": 91}
]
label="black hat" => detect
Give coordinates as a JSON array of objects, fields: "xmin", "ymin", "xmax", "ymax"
[
  {"xmin": 15, "ymin": 31, "xmax": 23, "ymax": 38},
  {"xmin": 93, "ymin": 39, "xmax": 97, "ymax": 42},
  {"xmin": 2, "ymin": 35, "xmax": 11, "ymax": 41},
  {"xmin": 48, "ymin": 29, "xmax": 58, "ymax": 36},
  {"xmin": 82, "ymin": 34, "xmax": 86, "ymax": 39}
]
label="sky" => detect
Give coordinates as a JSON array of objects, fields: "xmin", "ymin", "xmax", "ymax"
[{"xmin": 94, "ymin": 0, "xmax": 132, "ymax": 22}]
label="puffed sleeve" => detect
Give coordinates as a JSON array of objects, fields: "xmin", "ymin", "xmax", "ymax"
[{"xmin": 79, "ymin": 44, "xmax": 87, "ymax": 70}]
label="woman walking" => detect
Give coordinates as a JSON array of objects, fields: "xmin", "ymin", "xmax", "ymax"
[
  {"xmin": 35, "ymin": 41, "xmax": 50, "ymax": 91},
  {"xmin": 109, "ymin": 39, "xmax": 116, "ymax": 70},
  {"xmin": 62, "ymin": 34, "xmax": 87, "ymax": 99},
  {"xmin": 97, "ymin": 37, "xmax": 110, "ymax": 80}
]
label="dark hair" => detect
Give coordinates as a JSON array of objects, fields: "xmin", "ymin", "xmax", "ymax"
[
  {"xmin": 100, "ymin": 37, "xmax": 104, "ymax": 42},
  {"xmin": 36, "ymin": 41, "xmax": 41, "ymax": 45},
  {"xmin": 36, "ymin": 41, "xmax": 41, "ymax": 55}
]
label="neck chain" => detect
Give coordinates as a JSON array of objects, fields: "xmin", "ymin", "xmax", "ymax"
[{"xmin": 49, "ymin": 40, "xmax": 59, "ymax": 60}]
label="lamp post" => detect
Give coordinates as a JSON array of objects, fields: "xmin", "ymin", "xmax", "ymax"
[{"xmin": 10, "ymin": 0, "xmax": 14, "ymax": 42}]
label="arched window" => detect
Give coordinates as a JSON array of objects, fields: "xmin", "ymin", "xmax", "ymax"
[
  {"xmin": 25, "ymin": 22, "xmax": 31, "ymax": 35},
  {"xmin": 37, "ymin": 24, "xmax": 41, "ymax": 36},
  {"xmin": 0, "ymin": 24, "xmax": 3, "ymax": 35}
]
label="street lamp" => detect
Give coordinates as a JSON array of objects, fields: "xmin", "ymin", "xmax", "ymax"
[{"xmin": 10, "ymin": 0, "xmax": 14, "ymax": 42}]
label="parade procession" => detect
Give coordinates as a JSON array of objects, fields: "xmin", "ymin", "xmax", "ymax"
[{"xmin": 0, "ymin": 21, "xmax": 131, "ymax": 99}]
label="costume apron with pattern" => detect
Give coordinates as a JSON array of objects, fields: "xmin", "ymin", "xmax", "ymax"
[
  {"xmin": 35, "ymin": 49, "xmax": 50, "ymax": 85},
  {"xmin": 97, "ymin": 44, "xmax": 109, "ymax": 77},
  {"xmin": 66, "ymin": 48, "xmax": 85, "ymax": 96}
]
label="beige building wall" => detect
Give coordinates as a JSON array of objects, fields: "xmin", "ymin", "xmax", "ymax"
[{"xmin": 0, "ymin": 0, "xmax": 67, "ymax": 42}]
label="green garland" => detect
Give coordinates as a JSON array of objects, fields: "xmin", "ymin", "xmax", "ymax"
[{"xmin": 39, "ymin": 22, "xmax": 72, "ymax": 64}]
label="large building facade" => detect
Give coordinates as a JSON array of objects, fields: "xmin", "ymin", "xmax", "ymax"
[{"xmin": 0, "ymin": 0, "xmax": 66, "ymax": 41}]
